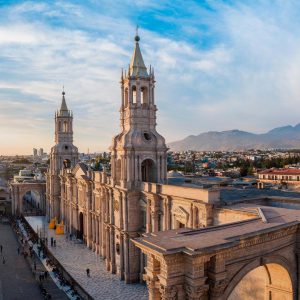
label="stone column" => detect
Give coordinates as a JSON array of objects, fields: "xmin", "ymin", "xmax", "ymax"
[
  {"xmin": 158, "ymin": 254, "xmax": 185, "ymax": 300},
  {"xmin": 96, "ymin": 218, "xmax": 99, "ymax": 254},
  {"xmin": 184, "ymin": 256, "xmax": 209, "ymax": 300},
  {"xmin": 152, "ymin": 212, "xmax": 159, "ymax": 232},
  {"xmin": 105, "ymin": 226, "xmax": 110, "ymax": 271},
  {"xmin": 110, "ymin": 226, "xmax": 116, "ymax": 274},
  {"xmin": 18, "ymin": 188, "xmax": 22, "ymax": 216},
  {"xmin": 119, "ymin": 233, "xmax": 124, "ymax": 280},
  {"xmin": 146, "ymin": 198, "xmax": 151, "ymax": 233},
  {"xmin": 208, "ymin": 255, "xmax": 228, "ymax": 300},
  {"xmin": 144, "ymin": 254, "xmax": 161, "ymax": 300},
  {"xmin": 86, "ymin": 185, "xmax": 92, "ymax": 247}
]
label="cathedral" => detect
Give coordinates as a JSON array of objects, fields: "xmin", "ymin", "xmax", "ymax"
[{"xmin": 46, "ymin": 34, "xmax": 221, "ymax": 284}]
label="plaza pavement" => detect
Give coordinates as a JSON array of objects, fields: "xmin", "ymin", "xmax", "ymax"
[
  {"xmin": 0, "ymin": 222, "xmax": 43, "ymax": 300},
  {"xmin": 26, "ymin": 216, "xmax": 148, "ymax": 300}
]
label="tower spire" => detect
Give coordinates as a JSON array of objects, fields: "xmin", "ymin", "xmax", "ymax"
[
  {"xmin": 129, "ymin": 28, "xmax": 148, "ymax": 77},
  {"xmin": 59, "ymin": 87, "xmax": 69, "ymax": 116}
]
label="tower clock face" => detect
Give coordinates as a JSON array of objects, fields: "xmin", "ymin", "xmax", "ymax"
[{"xmin": 143, "ymin": 132, "xmax": 152, "ymax": 141}]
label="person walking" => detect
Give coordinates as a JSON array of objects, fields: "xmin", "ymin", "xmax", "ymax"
[
  {"xmin": 0, "ymin": 244, "xmax": 2, "ymax": 254},
  {"xmin": 86, "ymin": 268, "xmax": 90, "ymax": 277}
]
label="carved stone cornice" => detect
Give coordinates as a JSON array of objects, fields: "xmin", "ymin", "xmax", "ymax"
[
  {"xmin": 159, "ymin": 285, "xmax": 177, "ymax": 300},
  {"xmin": 184, "ymin": 283, "xmax": 209, "ymax": 299}
]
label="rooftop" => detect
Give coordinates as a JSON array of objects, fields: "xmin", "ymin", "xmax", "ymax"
[
  {"xmin": 134, "ymin": 204, "xmax": 300, "ymax": 256},
  {"xmin": 259, "ymin": 168, "xmax": 300, "ymax": 175}
]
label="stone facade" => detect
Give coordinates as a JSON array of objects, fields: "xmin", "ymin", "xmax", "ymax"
[
  {"xmin": 44, "ymin": 34, "xmax": 299, "ymax": 299},
  {"xmin": 46, "ymin": 34, "xmax": 221, "ymax": 285}
]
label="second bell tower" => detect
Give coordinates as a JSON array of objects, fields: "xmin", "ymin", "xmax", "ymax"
[{"xmin": 47, "ymin": 90, "xmax": 78, "ymax": 220}]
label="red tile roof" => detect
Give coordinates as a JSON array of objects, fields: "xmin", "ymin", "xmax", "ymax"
[{"xmin": 259, "ymin": 168, "xmax": 300, "ymax": 175}]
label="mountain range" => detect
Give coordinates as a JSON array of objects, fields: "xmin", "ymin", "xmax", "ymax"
[{"xmin": 168, "ymin": 124, "xmax": 300, "ymax": 151}]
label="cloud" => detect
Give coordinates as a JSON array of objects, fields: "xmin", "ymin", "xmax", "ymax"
[{"xmin": 1, "ymin": 0, "xmax": 300, "ymax": 154}]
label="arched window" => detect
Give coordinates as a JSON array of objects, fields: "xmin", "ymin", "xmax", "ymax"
[
  {"xmin": 141, "ymin": 87, "xmax": 148, "ymax": 104},
  {"xmin": 63, "ymin": 159, "xmax": 71, "ymax": 168},
  {"xmin": 63, "ymin": 121, "xmax": 68, "ymax": 132},
  {"xmin": 141, "ymin": 159, "xmax": 157, "ymax": 183},
  {"xmin": 58, "ymin": 121, "xmax": 61, "ymax": 131},
  {"xmin": 132, "ymin": 86, "xmax": 137, "ymax": 104}
]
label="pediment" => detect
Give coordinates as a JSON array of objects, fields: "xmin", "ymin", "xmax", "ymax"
[{"xmin": 173, "ymin": 206, "xmax": 189, "ymax": 218}]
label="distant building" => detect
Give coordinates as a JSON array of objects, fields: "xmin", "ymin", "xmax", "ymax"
[
  {"xmin": 33, "ymin": 148, "xmax": 37, "ymax": 157},
  {"xmin": 38, "ymin": 148, "xmax": 44, "ymax": 157},
  {"xmin": 258, "ymin": 168, "xmax": 300, "ymax": 188}
]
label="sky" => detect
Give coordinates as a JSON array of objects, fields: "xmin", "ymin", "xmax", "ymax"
[{"xmin": 1, "ymin": 0, "xmax": 300, "ymax": 155}]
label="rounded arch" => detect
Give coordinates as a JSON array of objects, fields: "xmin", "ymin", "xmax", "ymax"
[
  {"xmin": 131, "ymin": 85, "xmax": 137, "ymax": 104},
  {"xmin": 141, "ymin": 159, "xmax": 157, "ymax": 183},
  {"xmin": 63, "ymin": 158, "xmax": 71, "ymax": 168},
  {"xmin": 20, "ymin": 188, "xmax": 44, "ymax": 216},
  {"xmin": 63, "ymin": 121, "xmax": 68, "ymax": 132},
  {"xmin": 141, "ymin": 86, "xmax": 148, "ymax": 104},
  {"xmin": 224, "ymin": 256, "xmax": 295, "ymax": 300}
]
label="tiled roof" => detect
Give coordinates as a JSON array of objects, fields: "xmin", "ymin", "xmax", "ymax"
[{"xmin": 259, "ymin": 168, "xmax": 300, "ymax": 175}]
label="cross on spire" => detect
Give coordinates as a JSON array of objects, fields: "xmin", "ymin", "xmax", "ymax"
[{"xmin": 134, "ymin": 25, "xmax": 140, "ymax": 42}]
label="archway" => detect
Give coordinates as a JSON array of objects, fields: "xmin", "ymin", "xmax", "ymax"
[
  {"xmin": 78, "ymin": 212, "xmax": 84, "ymax": 240},
  {"xmin": 227, "ymin": 262, "xmax": 293, "ymax": 300},
  {"xmin": 22, "ymin": 190, "xmax": 42, "ymax": 216},
  {"xmin": 63, "ymin": 158, "xmax": 71, "ymax": 168},
  {"xmin": 141, "ymin": 159, "xmax": 157, "ymax": 183}
]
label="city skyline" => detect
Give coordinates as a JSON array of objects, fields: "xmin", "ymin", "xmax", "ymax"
[{"xmin": 2, "ymin": 0, "xmax": 300, "ymax": 155}]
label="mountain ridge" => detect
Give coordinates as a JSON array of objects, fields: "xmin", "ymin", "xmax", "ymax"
[{"xmin": 168, "ymin": 123, "xmax": 300, "ymax": 151}]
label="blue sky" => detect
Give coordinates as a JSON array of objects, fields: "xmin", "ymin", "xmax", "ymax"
[{"xmin": 1, "ymin": 0, "xmax": 300, "ymax": 154}]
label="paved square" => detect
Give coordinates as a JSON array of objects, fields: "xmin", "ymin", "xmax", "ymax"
[
  {"xmin": 0, "ymin": 222, "xmax": 43, "ymax": 300},
  {"xmin": 25, "ymin": 216, "xmax": 148, "ymax": 300}
]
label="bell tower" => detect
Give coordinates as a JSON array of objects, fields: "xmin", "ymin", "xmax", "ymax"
[
  {"xmin": 110, "ymin": 32, "xmax": 167, "ymax": 189},
  {"xmin": 47, "ymin": 90, "xmax": 78, "ymax": 220}
]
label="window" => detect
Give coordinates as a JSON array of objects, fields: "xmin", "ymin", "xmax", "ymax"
[
  {"xmin": 132, "ymin": 86, "xmax": 137, "ymax": 104},
  {"xmin": 141, "ymin": 87, "xmax": 148, "ymax": 104},
  {"xmin": 116, "ymin": 243, "xmax": 120, "ymax": 255},
  {"xmin": 63, "ymin": 121, "xmax": 68, "ymax": 132},
  {"xmin": 178, "ymin": 221, "xmax": 185, "ymax": 229},
  {"xmin": 143, "ymin": 132, "xmax": 151, "ymax": 141}
]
